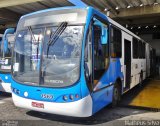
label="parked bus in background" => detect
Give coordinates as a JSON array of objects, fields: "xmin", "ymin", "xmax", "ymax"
[
  {"xmin": 0, "ymin": 34, "xmax": 3, "ymax": 42},
  {"xmin": 0, "ymin": 28, "xmax": 15, "ymax": 93},
  {"xmin": 11, "ymin": 6, "xmax": 154, "ymax": 117}
]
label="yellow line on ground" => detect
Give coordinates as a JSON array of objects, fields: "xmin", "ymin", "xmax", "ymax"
[{"xmin": 129, "ymin": 80, "xmax": 160, "ymax": 109}]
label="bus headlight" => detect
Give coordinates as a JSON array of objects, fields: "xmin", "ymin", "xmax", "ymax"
[
  {"xmin": 24, "ymin": 92, "xmax": 28, "ymax": 97},
  {"xmin": 62, "ymin": 94, "xmax": 80, "ymax": 102},
  {"xmin": 69, "ymin": 94, "xmax": 74, "ymax": 100},
  {"xmin": 63, "ymin": 95, "xmax": 68, "ymax": 101},
  {"xmin": 5, "ymin": 76, "xmax": 8, "ymax": 80}
]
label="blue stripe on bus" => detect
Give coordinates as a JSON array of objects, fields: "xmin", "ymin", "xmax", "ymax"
[
  {"xmin": 0, "ymin": 73, "xmax": 12, "ymax": 83},
  {"xmin": 11, "ymin": 80, "xmax": 82, "ymax": 103}
]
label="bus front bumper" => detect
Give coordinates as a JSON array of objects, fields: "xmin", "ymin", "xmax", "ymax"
[{"xmin": 12, "ymin": 93, "xmax": 93, "ymax": 117}]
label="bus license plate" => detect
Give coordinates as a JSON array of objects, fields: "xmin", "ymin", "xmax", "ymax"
[{"xmin": 32, "ymin": 102, "xmax": 44, "ymax": 108}]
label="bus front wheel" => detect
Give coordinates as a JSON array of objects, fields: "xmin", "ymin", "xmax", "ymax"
[{"xmin": 112, "ymin": 82, "xmax": 121, "ymax": 107}]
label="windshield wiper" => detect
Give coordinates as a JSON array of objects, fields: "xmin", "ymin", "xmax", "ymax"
[
  {"xmin": 27, "ymin": 26, "xmax": 36, "ymax": 43},
  {"xmin": 27, "ymin": 26, "xmax": 41, "ymax": 63},
  {"xmin": 47, "ymin": 22, "xmax": 68, "ymax": 58}
]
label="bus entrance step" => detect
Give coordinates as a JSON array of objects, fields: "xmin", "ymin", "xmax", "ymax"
[{"xmin": 120, "ymin": 79, "xmax": 160, "ymax": 111}]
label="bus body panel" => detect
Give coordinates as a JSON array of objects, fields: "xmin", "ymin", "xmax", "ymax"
[
  {"xmin": 92, "ymin": 85, "xmax": 114, "ymax": 114},
  {"xmin": 93, "ymin": 58, "xmax": 123, "ymax": 91},
  {"xmin": 80, "ymin": 68, "xmax": 91, "ymax": 98},
  {"xmin": 0, "ymin": 73, "xmax": 12, "ymax": 93},
  {"xmin": 79, "ymin": 7, "xmax": 93, "ymax": 98},
  {"xmin": 12, "ymin": 92, "xmax": 93, "ymax": 117},
  {"xmin": 121, "ymin": 30, "xmax": 147, "ymax": 91},
  {"xmin": 92, "ymin": 58, "xmax": 123, "ymax": 113},
  {"xmin": 12, "ymin": 80, "xmax": 83, "ymax": 103},
  {"xmin": 108, "ymin": 18, "xmax": 148, "ymax": 92}
]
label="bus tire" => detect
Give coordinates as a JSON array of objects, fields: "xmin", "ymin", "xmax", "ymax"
[{"xmin": 112, "ymin": 81, "xmax": 121, "ymax": 107}]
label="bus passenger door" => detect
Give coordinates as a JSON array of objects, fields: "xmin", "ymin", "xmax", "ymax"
[
  {"xmin": 122, "ymin": 32, "xmax": 132, "ymax": 90},
  {"xmin": 124, "ymin": 39, "xmax": 131, "ymax": 89},
  {"xmin": 89, "ymin": 18, "xmax": 111, "ymax": 113}
]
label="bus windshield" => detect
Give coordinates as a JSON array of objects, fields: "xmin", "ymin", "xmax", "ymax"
[
  {"xmin": 13, "ymin": 25, "xmax": 83, "ymax": 87},
  {"xmin": 0, "ymin": 34, "xmax": 14, "ymax": 73}
]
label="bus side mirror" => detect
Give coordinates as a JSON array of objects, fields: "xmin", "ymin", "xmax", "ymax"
[
  {"xmin": 101, "ymin": 27, "xmax": 108, "ymax": 45},
  {"xmin": 3, "ymin": 28, "xmax": 15, "ymax": 53},
  {"xmin": 93, "ymin": 18, "xmax": 108, "ymax": 45}
]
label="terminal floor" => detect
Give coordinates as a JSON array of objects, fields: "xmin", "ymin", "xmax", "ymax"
[
  {"xmin": 0, "ymin": 82, "xmax": 160, "ymax": 125},
  {"xmin": 121, "ymin": 78, "xmax": 160, "ymax": 110}
]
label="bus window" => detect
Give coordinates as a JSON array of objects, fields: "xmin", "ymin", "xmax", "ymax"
[
  {"xmin": 111, "ymin": 26, "xmax": 122, "ymax": 58},
  {"xmin": 84, "ymin": 24, "xmax": 93, "ymax": 91},
  {"xmin": 142, "ymin": 42, "xmax": 146, "ymax": 58},
  {"xmin": 139, "ymin": 41, "xmax": 143, "ymax": 58},
  {"xmin": 93, "ymin": 24, "xmax": 109, "ymax": 86},
  {"xmin": 133, "ymin": 37, "xmax": 138, "ymax": 59},
  {"xmin": 13, "ymin": 28, "xmax": 43, "ymax": 84},
  {"xmin": 41, "ymin": 26, "xmax": 83, "ymax": 87}
]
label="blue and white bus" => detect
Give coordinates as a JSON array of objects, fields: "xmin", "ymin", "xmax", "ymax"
[
  {"xmin": 0, "ymin": 28, "xmax": 15, "ymax": 93},
  {"xmin": 11, "ymin": 6, "xmax": 153, "ymax": 117}
]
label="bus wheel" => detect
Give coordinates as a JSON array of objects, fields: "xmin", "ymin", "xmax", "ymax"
[{"xmin": 112, "ymin": 82, "xmax": 121, "ymax": 107}]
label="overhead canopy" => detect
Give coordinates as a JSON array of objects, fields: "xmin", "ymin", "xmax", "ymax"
[{"xmin": 0, "ymin": 0, "xmax": 160, "ymax": 34}]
